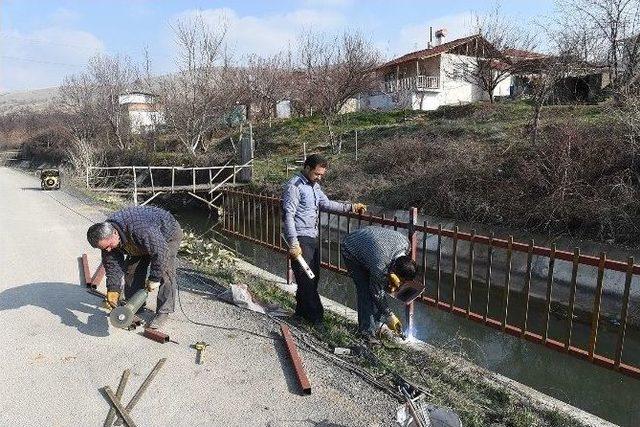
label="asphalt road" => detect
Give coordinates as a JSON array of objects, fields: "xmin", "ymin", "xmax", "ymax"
[{"xmin": 0, "ymin": 167, "xmax": 397, "ymax": 426}]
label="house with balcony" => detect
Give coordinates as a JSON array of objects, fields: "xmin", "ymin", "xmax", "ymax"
[
  {"xmin": 364, "ymin": 32, "xmax": 513, "ymax": 111},
  {"xmin": 118, "ymin": 91, "xmax": 165, "ymax": 134}
]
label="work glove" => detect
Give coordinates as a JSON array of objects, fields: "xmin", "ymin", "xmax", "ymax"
[
  {"xmin": 387, "ymin": 273, "xmax": 401, "ymax": 293},
  {"xmin": 289, "ymin": 243, "xmax": 302, "ymax": 259},
  {"xmin": 145, "ymin": 280, "xmax": 161, "ymax": 292},
  {"xmin": 386, "ymin": 313, "xmax": 403, "ymax": 336},
  {"xmin": 104, "ymin": 291, "xmax": 120, "ymax": 309},
  {"xmin": 351, "ymin": 203, "xmax": 367, "ymax": 214}
]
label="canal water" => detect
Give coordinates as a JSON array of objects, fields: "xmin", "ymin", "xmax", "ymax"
[{"xmin": 163, "ymin": 199, "xmax": 640, "ymax": 426}]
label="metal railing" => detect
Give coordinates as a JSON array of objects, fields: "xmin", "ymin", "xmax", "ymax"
[
  {"xmin": 383, "ymin": 75, "xmax": 440, "ymax": 92},
  {"xmin": 86, "ymin": 161, "xmax": 252, "ymax": 206},
  {"xmin": 220, "ymin": 188, "xmax": 640, "ymax": 379}
]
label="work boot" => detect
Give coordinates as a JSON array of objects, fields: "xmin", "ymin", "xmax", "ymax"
[
  {"xmin": 360, "ymin": 333, "xmax": 381, "ymax": 347},
  {"xmin": 148, "ymin": 313, "xmax": 169, "ymax": 330},
  {"xmin": 312, "ymin": 320, "xmax": 326, "ymax": 335}
]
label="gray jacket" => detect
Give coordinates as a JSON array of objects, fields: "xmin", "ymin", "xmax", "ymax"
[
  {"xmin": 341, "ymin": 226, "xmax": 410, "ymax": 315},
  {"xmin": 281, "ymin": 172, "xmax": 351, "ymax": 246}
]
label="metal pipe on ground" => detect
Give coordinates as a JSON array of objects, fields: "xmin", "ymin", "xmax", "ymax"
[
  {"xmin": 114, "ymin": 358, "xmax": 167, "ymax": 427},
  {"xmin": 109, "ymin": 289, "xmax": 149, "ymax": 329}
]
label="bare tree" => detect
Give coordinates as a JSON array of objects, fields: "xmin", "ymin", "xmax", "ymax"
[
  {"xmin": 159, "ymin": 13, "xmax": 244, "ymax": 156},
  {"xmin": 447, "ymin": 5, "xmax": 535, "ymax": 103},
  {"xmin": 243, "ymin": 52, "xmax": 292, "ymax": 122},
  {"xmin": 557, "ymin": 0, "xmax": 640, "ymax": 95},
  {"xmin": 296, "ymin": 31, "xmax": 379, "ymax": 150},
  {"xmin": 59, "ymin": 54, "xmax": 139, "ymax": 150}
]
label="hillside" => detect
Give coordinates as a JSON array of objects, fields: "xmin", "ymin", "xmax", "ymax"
[{"xmin": 246, "ymin": 102, "xmax": 639, "ymax": 245}]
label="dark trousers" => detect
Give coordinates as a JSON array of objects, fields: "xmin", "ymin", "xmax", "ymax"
[
  {"xmin": 292, "ymin": 236, "xmax": 323, "ymax": 323},
  {"xmin": 342, "ymin": 252, "xmax": 381, "ymax": 335},
  {"xmin": 124, "ymin": 227, "xmax": 183, "ymax": 314}
]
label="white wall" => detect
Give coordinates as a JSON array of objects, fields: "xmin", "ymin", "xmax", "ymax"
[
  {"xmin": 119, "ymin": 93, "xmax": 155, "ymax": 105},
  {"xmin": 276, "ymin": 100, "xmax": 291, "ymax": 118},
  {"xmin": 128, "ymin": 110, "xmax": 164, "ymax": 133},
  {"xmin": 493, "ymin": 74, "xmax": 513, "ymax": 98}
]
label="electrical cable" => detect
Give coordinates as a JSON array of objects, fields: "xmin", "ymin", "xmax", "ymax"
[
  {"xmin": 45, "ymin": 190, "xmax": 98, "ymax": 224},
  {"xmin": 176, "ymin": 268, "xmax": 276, "ymax": 341}
]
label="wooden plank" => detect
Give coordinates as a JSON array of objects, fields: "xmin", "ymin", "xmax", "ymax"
[{"xmin": 280, "ymin": 323, "xmax": 311, "ymax": 394}]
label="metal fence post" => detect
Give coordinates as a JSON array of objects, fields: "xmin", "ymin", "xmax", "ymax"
[
  {"xmin": 132, "ymin": 167, "xmax": 138, "ymax": 205},
  {"xmin": 406, "ymin": 207, "xmax": 418, "ymax": 336}
]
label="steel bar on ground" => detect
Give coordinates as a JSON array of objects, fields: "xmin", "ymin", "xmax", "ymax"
[
  {"xmin": 104, "ymin": 369, "xmax": 130, "ymax": 427},
  {"xmin": 588, "ymin": 253, "xmax": 607, "ymax": 360},
  {"xmin": 280, "ymin": 323, "xmax": 311, "ymax": 394},
  {"xmin": 521, "ymin": 240, "xmax": 534, "ymax": 336},
  {"xmin": 566, "ymin": 248, "xmax": 580, "ymax": 350},
  {"xmin": 81, "ymin": 254, "xmax": 92, "ymax": 287},
  {"xmin": 615, "ymin": 257, "xmax": 634, "ymax": 367},
  {"xmin": 102, "ymin": 386, "xmax": 136, "ymax": 427},
  {"xmin": 90, "ymin": 265, "xmax": 105, "ymax": 288},
  {"xmin": 114, "ymin": 358, "xmax": 167, "ymax": 426}
]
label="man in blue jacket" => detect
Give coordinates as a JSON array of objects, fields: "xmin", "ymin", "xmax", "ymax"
[
  {"xmin": 87, "ymin": 205, "xmax": 183, "ymax": 330},
  {"xmin": 282, "ymin": 154, "xmax": 366, "ymax": 330}
]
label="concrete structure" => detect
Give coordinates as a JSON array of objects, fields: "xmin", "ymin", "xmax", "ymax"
[
  {"xmin": 363, "ymin": 33, "xmax": 514, "ymax": 111},
  {"xmin": 118, "ymin": 91, "xmax": 164, "ymax": 134},
  {"xmin": 276, "ymin": 100, "xmax": 292, "ymax": 118}
]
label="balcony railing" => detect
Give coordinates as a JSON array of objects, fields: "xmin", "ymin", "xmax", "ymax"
[{"xmin": 382, "ymin": 75, "xmax": 440, "ymax": 92}]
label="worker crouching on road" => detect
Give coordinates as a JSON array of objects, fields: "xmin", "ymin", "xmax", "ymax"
[
  {"xmin": 86, "ymin": 205, "xmax": 183, "ymax": 330},
  {"xmin": 282, "ymin": 153, "xmax": 366, "ymax": 331},
  {"xmin": 341, "ymin": 226, "xmax": 417, "ymax": 342}
]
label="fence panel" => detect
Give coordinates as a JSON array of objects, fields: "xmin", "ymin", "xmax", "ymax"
[{"xmin": 220, "ymin": 189, "xmax": 640, "ymax": 379}]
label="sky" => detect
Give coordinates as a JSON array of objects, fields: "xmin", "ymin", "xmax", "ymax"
[{"xmin": 0, "ymin": 0, "xmax": 555, "ymax": 92}]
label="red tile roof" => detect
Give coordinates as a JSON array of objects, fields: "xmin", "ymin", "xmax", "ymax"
[
  {"xmin": 378, "ymin": 34, "xmax": 481, "ymax": 69},
  {"xmin": 502, "ymin": 48, "xmax": 548, "ymax": 60}
]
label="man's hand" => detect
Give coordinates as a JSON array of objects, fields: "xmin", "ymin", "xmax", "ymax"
[
  {"xmin": 145, "ymin": 280, "xmax": 161, "ymax": 292},
  {"xmin": 289, "ymin": 243, "xmax": 302, "ymax": 259},
  {"xmin": 105, "ymin": 291, "xmax": 120, "ymax": 309},
  {"xmin": 351, "ymin": 203, "xmax": 367, "ymax": 214},
  {"xmin": 386, "ymin": 313, "xmax": 403, "ymax": 335}
]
